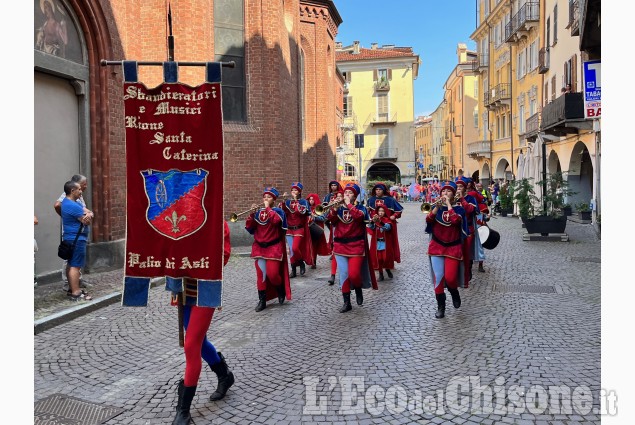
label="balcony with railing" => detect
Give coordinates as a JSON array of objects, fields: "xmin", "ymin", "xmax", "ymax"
[
  {"xmin": 505, "ymin": 1, "xmax": 540, "ymax": 42},
  {"xmin": 467, "ymin": 140, "xmax": 491, "ymax": 159},
  {"xmin": 568, "ymin": 0, "xmax": 580, "ymax": 36},
  {"xmin": 522, "ymin": 111, "xmax": 540, "ymax": 140},
  {"xmin": 540, "ymin": 92, "xmax": 590, "ymax": 136},
  {"xmin": 370, "ymin": 111, "xmax": 398, "ymax": 126},
  {"xmin": 471, "ymin": 53, "xmax": 489, "ymax": 72},
  {"xmin": 371, "ymin": 147, "xmax": 399, "ymax": 161},
  {"xmin": 538, "ymin": 47, "xmax": 550, "ymax": 74},
  {"xmin": 485, "ymin": 83, "xmax": 511, "ymax": 109}
]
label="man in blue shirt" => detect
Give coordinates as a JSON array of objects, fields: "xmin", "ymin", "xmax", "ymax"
[{"xmin": 61, "ymin": 180, "xmax": 93, "ymax": 301}]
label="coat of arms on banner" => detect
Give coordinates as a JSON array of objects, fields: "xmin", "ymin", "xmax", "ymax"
[{"xmin": 142, "ymin": 169, "xmax": 208, "ymax": 240}]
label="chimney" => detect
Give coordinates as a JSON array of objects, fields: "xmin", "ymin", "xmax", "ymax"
[
  {"xmin": 335, "ymin": 41, "xmax": 342, "ymax": 49},
  {"xmin": 457, "ymin": 43, "xmax": 467, "ymax": 63},
  {"xmin": 353, "ymin": 41, "xmax": 360, "ymax": 54},
  {"xmin": 371, "ymin": 42, "xmax": 378, "ymax": 50}
]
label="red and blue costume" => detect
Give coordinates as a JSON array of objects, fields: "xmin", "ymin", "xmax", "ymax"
[
  {"xmin": 246, "ymin": 187, "xmax": 292, "ymax": 312},
  {"xmin": 425, "ymin": 181, "xmax": 468, "ymax": 319},
  {"xmin": 455, "ymin": 177, "xmax": 480, "ymax": 287},
  {"xmin": 306, "ymin": 193, "xmax": 331, "ymax": 267},
  {"xmin": 279, "ymin": 182, "xmax": 314, "ymax": 277},
  {"xmin": 367, "ymin": 205, "xmax": 395, "ymax": 280},
  {"xmin": 326, "ymin": 183, "xmax": 378, "ymax": 312},
  {"xmin": 367, "ymin": 182, "xmax": 403, "ymax": 264}
]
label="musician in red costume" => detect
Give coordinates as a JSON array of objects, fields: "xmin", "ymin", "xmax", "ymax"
[
  {"xmin": 171, "ymin": 220, "xmax": 233, "ymax": 425},
  {"xmin": 468, "ymin": 180, "xmax": 489, "ymax": 273},
  {"xmin": 455, "ymin": 177, "xmax": 479, "ymax": 288},
  {"xmin": 323, "ymin": 182, "xmax": 343, "ymax": 285},
  {"xmin": 326, "ymin": 183, "xmax": 378, "ymax": 312},
  {"xmin": 425, "ymin": 181, "xmax": 468, "ymax": 319},
  {"xmin": 326, "ymin": 190, "xmax": 344, "ymax": 286},
  {"xmin": 367, "ymin": 205, "xmax": 395, "ymax": 281},
  {"xmin": 306, "ymin": 193, "xmax": 331, "ymax": 269},
  {"xmin": 245, "ymin": 187, "xmax": 292, "ymax": 312},
  {"xmin": 367, "ymin": 182, "xmax": 403, "ymax": 264},
  {"xmin": 279, "ymin": 182, "xmax": 314, "ymax": 277}
]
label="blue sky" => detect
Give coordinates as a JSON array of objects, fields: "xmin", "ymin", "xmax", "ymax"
[{"xmin": 334, "ymin": 0, "xmax": 477, "ymax": 118}]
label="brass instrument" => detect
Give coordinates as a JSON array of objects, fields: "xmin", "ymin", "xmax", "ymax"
[
  {"xmin": 421, "ymin": 194, "xmax": 461, "ymax": 213},
  {"xmin": 229, "ymin": 205, "xmax": 260, "ymax": 222},
  {"xmin": 314, "ymin": 198, "xmax": 345, "ymax": 216}
]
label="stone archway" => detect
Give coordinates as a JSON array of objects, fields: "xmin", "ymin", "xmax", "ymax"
[
  {"xmin": 480, "ymin": 163, "xmax": 491, "ymax": 186},
  {"xmin": 367, "ymin": 162, "xmax": 401, "ymax": 184},
  {"xmin": 567, "ymin": 141, "xmax": 593, "ymax": 208},
  {"xmin": 494, "ymin": 158, "xmax": 511, "ymax": 181},
  {"xmin": 547, "ymin": 150, "xmax": 562, "ymax": 175}
]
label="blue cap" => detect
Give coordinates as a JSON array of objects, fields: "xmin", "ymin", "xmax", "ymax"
[
  {"xmin": 344, "ymin": 183, "xmax": 360, "ymax": 196},
  {"xmin": 263, "ymin": 187, "xmax": 279, "ymax": 199},
  {"xmin": 441, "ymin": 181, "xmax": 457, "ymax": 193},
  {"xmin": 291, "ymin": 182, "xmax": 303, "ymax": 192},
  {"xmin": 372, "ymin": 182, "xmax": 388, "ymax": 193}
]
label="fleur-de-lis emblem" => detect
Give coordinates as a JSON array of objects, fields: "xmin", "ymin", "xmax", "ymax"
[
  {"xmin": 258, "ymin": 209, "xmax": 269, "ymax": 222},
  {"xmin": 342, "ymin": 210, "xmax": 351, "ymax": 222},
  {"xmin": 165, "ymin": 211, "xmax": 187, "ymax": 233}
]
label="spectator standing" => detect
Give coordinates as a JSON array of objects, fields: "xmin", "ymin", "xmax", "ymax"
[
  {"xmin": 54, "ymin": 174, "xmax": 93, "ymax": 291},
  {"xmin": 61, "ymin": 180, "xmax": 93, "ymax": 301}
]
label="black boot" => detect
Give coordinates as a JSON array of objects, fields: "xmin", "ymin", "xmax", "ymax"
[
  {"xmin": 299, "ymin": 260, "xmax": 306, "ymax": 275},
  {"xmin": 255, "ymin": 290, "xmax": 267, "ymax": 312},
  {"xmin": 290, "ymin": 263, "xmax": 297, "ymax": 278},
  {"xmin": 435, "ymin": 293, "xmax": 446, "ymax": 319},
  {"xmin": 172, "ymin": 379, "xmax": 196, "ymax": 425},
  {"xmin": 448, "ymin": 287, "xmax": 461, "ymax": 309},
  {"xmin": 386, "ymin": 269, "xmax": 393, "ymax": 278},
  {"xmin": 378, "ymin": 270, "xmax": 385, "ymax": 281},
  {"xmin": 327, "ymin": 274, "xmax": 336, "ymax": 286},
  {"xmin": 209, "ymin": 352, "xmax": 235, "ymax": 401},
  {"xmin": 277, "ymin": 284, "xmax": 286, "ymax": 304},
  {"xmin": 478, "ymin": 261, "xmax": 485, "ymax": 272},
  {"xmin": 354, "ymin": 287, "xmax": 363, "ymax": 305},
  {"xmin": 339, "ymin": 292, "xmax": 352, "ymax": 313}
]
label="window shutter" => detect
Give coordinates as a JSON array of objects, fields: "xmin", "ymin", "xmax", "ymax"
[
  {"xmin": 572, "ymin": 54, "xmax": 578, "ymax": 92},
  {"xmin": 373, "ymin": 69, "xmax": 378, "ymax": 81},
  {"xmin": 388, "ymin": 69, "xmax": 392, "ymax": 80},
  {"xmin": 551, "ymin": 75, "xmax": 556, "ymax": 100},
  {"xmin": 345, "ymin": 72, "xmax": 351, "ymax": 82},
  {"xmin": 349, "ymin": 97, "xmax": 353, "ymax": 115},
  {"xmin": 564, "ymin": 61, "xmax": 567, "ymax": 87}
]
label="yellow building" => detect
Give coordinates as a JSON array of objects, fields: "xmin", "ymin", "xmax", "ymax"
[
  {"xmin": 444, "ymin": 44, "xmax": 481, "ymax": 180},
  {"xmin": 414, "ymin": 116, "xmax": 432, "ymax": 182},
  {"xmin": 336, "ymin": 41, "xmax": 420, "ymax": 186}
]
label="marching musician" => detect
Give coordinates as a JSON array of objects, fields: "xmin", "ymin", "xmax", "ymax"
[
  {"xmin": 171, "ymin": 221, "xmax": 234, "ymax": 425},
  {"xmin": 367, "ymin": 205, "xmax": 395, "ymax": 281},
  {"xmin": 326, "ymin": 190, "xmax": 344, "ymax": 286},
  {"xmin": 455, "ymin": 177, "xmax": 479, "ymax": 287},
  {"xmin": 326, "ymin": 183, "xmax": 378, "ymax": 312},
  {"xmin": 306, "ymin": 193, "xmax": 331, "ymax": 269},
  {"xmin": 425, "ymin": 181, "xmax": 468, "ymax": 319},
  {"xmin": 245, "ymin": 187, "xmax": 292, "ymax": 312},
  {"xmin": 323, "ymin": 181, "xmax": 343, "ymax": 285},
  {"xmin": 469, "ymin": 181, "xmax": 490, "ymax": 273},
  {"xmin": 367, "ymin": 182, "xmax": 403, "ymax": 265},
  {"xmin": 279, "ymin": 182, "xmax": 314, "ymax": 277}
]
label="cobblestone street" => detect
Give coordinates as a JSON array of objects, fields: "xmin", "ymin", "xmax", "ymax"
[{"xmin": 34, "ymin": 203, "xmax": 601, "ymax": 424}]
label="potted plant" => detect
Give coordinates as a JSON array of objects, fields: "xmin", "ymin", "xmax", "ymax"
[
  {"xmin": 498, "ymin": 184, "xmax": 513, "ymax": 217},
  {"xmin": 541, "ymin": 171, "xmax": 577, "ymax": 217},
  {"xmin": 515, "ymin": 175, "xmax": 568, "ymax": 236},
  {"xmin": 562, "ymin": 203, "xmax": 572, "ymax": 216},
  {"xmin": 575, "ymin": 202, "xmax": 592, "ymax": 221}
]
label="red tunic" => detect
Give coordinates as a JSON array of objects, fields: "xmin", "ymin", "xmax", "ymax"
[
  {"xmin": 425, "ymin": 207, "xmax": 464, "ymax": 260},
  {"xmin": 368, "ymin": 217, "xmax": 395, "ymax": 270},
  {"xmin": 245, "ymin": 207, "xmax": 285, "ymax": 260},
  {"xmin": 327, "ymin": 204, "xmax": 367, "ymax": 257}
]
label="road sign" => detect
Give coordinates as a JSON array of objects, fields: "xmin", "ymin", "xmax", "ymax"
[
  {"xmin": 583, "ymin": 60, "xmax": 601, "ymax": 119},
  {"xmin": 354, "ymin": 134, "xmax": 364, "ymax": 148}
]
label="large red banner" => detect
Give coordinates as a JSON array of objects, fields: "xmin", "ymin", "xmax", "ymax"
[{"xmin": 123, "ymin": 81, "xmax": 224, "ymax": 285}]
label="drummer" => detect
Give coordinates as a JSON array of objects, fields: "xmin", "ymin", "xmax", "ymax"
[{"xmin": 454, "ymin": 177, "xmax": 480, "ymax": 287}]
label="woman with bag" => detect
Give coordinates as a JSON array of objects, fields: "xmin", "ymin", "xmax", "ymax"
[{"xmin": 60, "ymin": 180, "xmax": 93, "ymax": 301}]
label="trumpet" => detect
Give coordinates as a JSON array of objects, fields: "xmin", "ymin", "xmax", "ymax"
[
  {"xmin": 421, "ymin": 194, "xmax": 461, "ymax": 213},
  {"xmin": 229, "ymin": 205, "xmax": 260, "ymax": 222},
  {"xmin": 314, "ymin": 198, "xmax": 345, "ymax": 216}
]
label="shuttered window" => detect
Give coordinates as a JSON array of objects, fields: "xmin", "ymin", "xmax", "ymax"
[{"xmin": 377, "ymin": 93, "xmax": 388, "ymax": 121}]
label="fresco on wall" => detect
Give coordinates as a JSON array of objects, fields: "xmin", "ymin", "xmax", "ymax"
[{"xmin": 34, "ymin": 0, "xmax": 83, "ymax": 63}]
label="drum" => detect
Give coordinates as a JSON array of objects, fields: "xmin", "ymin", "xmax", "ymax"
[
  {"xmin": 477, "ymin": 225, "xmax": 500, "ymax": 250},
  {"xmin": 309, "ymin": 222, "xmax": 324, "ymax": 240}
]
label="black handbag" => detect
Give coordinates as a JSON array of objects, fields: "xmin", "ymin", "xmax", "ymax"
[{"xmin": 58, "ymin": 224, "xmax": 84, "ymax": 260}]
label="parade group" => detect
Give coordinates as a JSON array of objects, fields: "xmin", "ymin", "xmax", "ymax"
[{"xmin": 171, "ymin": 177, "xmax": 493, "ymax": 424}]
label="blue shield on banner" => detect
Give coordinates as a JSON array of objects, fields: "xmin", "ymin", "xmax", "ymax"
[{"xmin": 141, "ymin": 169, "xmax": 208, "ymax": 240}]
